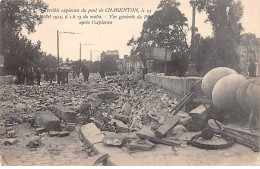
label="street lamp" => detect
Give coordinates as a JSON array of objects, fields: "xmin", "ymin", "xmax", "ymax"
[
  {"xmin": 187, "ymin": 0, "xmax": 198, "ymax": 76},
  {"xmin": 79, "ymin": 43, "xmax": 96, "ymax": 65},
  {"xmin": 57, "ymin": 30, "xmax": 81, "ymax": 66}
]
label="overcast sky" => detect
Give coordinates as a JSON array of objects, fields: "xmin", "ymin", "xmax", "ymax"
[{"xmin": 23, "ymin": 0, "xmax": 260, "ymax": 62}]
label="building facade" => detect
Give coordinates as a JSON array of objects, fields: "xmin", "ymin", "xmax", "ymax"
[
  {"xmin": 100, "ymin": 50, "xmax": 119, "ymax": 61},
  {"xmin": 123, "ymin": 55, "xmax": 143, "ymax": 74},
  {"xmin": 238, "ymin": 34, "xmax": 260, "ymax": 76}
]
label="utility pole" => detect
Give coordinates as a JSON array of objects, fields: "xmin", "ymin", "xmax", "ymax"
[
  {"xmin": 79, "ymin": 43, "xmax": 95, "ymax": 64},
  {"xmin": 57, "ymin": 30, "xmax": 59, "ymax": 65},
  {"xmin": 186, "ymin": 0, "xmax": 198, "ymax": 76},
  {"xmin": 164, "ymin": 47, "xmax": 168, "ymax": 75},
  {"xmin": 57, "ymin": 30, "xmax": 81, "ymax": 66},
  {"xmin": 80, "ymin": 43, "xmax": 82, "ymax": 65},
  {"xmin": 90, "ymin": 50, "xmax": 92, "ymax": 62}
]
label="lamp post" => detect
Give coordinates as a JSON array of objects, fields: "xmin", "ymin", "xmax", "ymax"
[
  {"xmin": 79, "ymin": 43, "xmax": 96, "ymax": 63},
  {"xmin": 57, "ymin": 30, "xmax": 80, "ymax": 66},
  {"xmin": 187, "ymin": 0, "xmax": 198, "ymax": 76}
]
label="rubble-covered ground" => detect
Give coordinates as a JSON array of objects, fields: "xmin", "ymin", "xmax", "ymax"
[{"xmin": 0, "ymin": 73, "xmax": 259, "ymax": 166}]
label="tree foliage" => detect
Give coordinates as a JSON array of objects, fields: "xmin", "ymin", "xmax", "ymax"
[
  {"xmin": 127, "ymin": 0, "xmax": 189, "ymax": 75},
  {"xmin": 195, "ymin": 0, "xmax": 244, "ymax": 70},
  {"xmin": 0, "ymin": 0, "xmax": 49, "ymax": 74},
  {"xmin": 99, "ymin": 57, "xmax": 117, "ymax": 73}
]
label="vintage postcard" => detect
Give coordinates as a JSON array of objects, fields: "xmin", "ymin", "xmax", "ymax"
[{"xmin": 0, "ymin": 0, "xmax": 259, "ymax": 166}]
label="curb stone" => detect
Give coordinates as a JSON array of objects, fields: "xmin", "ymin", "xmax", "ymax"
[{"xmin": 80, "ymin": 123, "xmax": 141, "ymax": 166}]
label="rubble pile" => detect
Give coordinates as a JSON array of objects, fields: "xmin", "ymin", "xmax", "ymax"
[{"xmin": 1, "ymin": 70, "xmax": 259, "ymax": 155}]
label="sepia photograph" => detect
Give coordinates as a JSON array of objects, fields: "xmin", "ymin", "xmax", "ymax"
[{"xmin": 0, "ymin": 0, "xmax": 260, "ymax": 166}]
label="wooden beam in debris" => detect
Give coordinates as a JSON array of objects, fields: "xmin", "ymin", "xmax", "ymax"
[
  {"xmin": 155, "ymin": 116, "xmax": 179, "ymax": 138},
  {"xmin": 137, "ymin": 126, "xmax": 181, "ymax": 146},
  {"xmin": 170, "ymin": 92, "xmax": 194, "ymax": 115}
]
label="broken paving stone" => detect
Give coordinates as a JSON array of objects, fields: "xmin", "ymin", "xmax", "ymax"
[
  {"xmin": 4, "ymin": 123, "xmax": 13, "ymax": 127},
  {"xmin": 49, "ymin": 131, "xmax": 59, "ymax": 137},
  {"xmin": 66, "ymin": 125, "xmax": 75, "ymax": 132},
  {"xmin": 35, "ymin": 110, "xmax": 61, "ymax": 132},
  {"xmin": 129, "ymin": 139, "xmax": 156, "ymax": 151},
  {"xmin": 113, "ymin": 113, "xmax": 129, "ymax": 123},
  {"xmin": 97, "ymin": 91, "xmax": 117, "ymax": 100},
  {"xmin": 35, "ymin": 128, "xmax": 45, "ymax": 135},
  {"xmin": 58, "ymin": 131, "xmax": 69, "ymax": 137},
  {"xmin": 170, "ymin": 125, "xmax": 187, "ymax": 136},
  {"xmin": 4, "ymin": 138, "xmax": 18, "ymax": 146},
  {"xmin": 189, "ymin": 104, "xmax": 211, "ymax": 118},
  {"xmin": 155, "ymin": 116, "xmax": 179, "ymax": 138},
  {"xmin": 112, "ymin": 119, "xmax": 129, "ymax": 133},
  {"xmin": 52, "ymin": 104, "xmax": 77, "ymax": 123},
  {"xmin": 9, "ymin": 115, "xmax": 23, "ymax": 124},
  {"xmin": 0, "ymin": 127, "xmax": 6, "ymax": 135},
  {"xmin": 77, "ymin": 102, "xmax": 91, "ymax": 115},
  {"xmin": 27, "ymin": 138, "xmax": 41, "ymax": 148},
  {"xmin": 103, "ymin": 132, "xmax": 127, "ymax": 147},
  {"xmin": 7, "ymin": 130, "xmax": 16, "ymax": 138},
  {"xmin": 179, "ymin": 116, "xmax": 192, "ymax": 126},
  {"xmin": 137, "ymin": 126, "xmax": 181, "ymax": 146},
  {"xmin": 121, "ymin": 102, "xmax": 131, "ymax": 116}
]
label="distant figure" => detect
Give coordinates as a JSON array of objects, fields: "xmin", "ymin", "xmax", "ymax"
[
  {"xmin": 82, "ymin": 65, "xmax": 90, "ymax": 82},
  {"xmin": 76, "ymin": 68, "xmax": 80, "ymax": 78},
  {"xmin": 66, "ymin": 70, "xmax": 69, "ymax": 83},
  {"xmin": 49, "ymin": 68, "xmax": 55, "ymax": 84},
  {"xmin": 99, "ymin": 70, "xmax": 105, "ymax": 79},
  {"xmin": 248, "ymin": 59, "xmax": 256, "ymax": 77},
  {"xmin": 57, "ymin": 68, "xmax": 62, "ymax": 84},
  {"xmin": 44, "ymin": 68, "xmax": 49, "ymax": 81},
  {"xmin": 72, "ymin": 70, "xmax": 76, "ymax": 79},
  {"xmin": 26, "ymin": 68, "xmax": 34, "ymax": 85},
  {"xmin": 35, "ymin": 68, "xmax": 41, "ymax": 85},
  {"xmin": 21, "ymin": 68, "xmax": 25, "ymax": 85},
  {"xmin": 61, "ymin": 69, "xmax": 66, "ymax": 84},
  {"xmin": 31, "ymin": 68, "xmax": 36, "ymax": 85},
  {"xmin": 16, "ymin": 67, "xmax": 23, "ymax": 85},
  {"xmin": 143, "ymin": 67, "xmax": 147, "ymax": 80}
]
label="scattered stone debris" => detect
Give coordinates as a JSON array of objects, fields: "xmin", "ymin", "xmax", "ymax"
[
  {"xmin": 49, "ymin": 131, "xmax": 59, "ymax": 137},
  {"xmin": 103, "ymin": 132, "xmax": 127, "ymax": 147},
  {"xmin": 58, "ymin": 131, "xmax": 70, "ymax": 137},
  {"xmin": 128, "ymin": 139, "xmax": 155, "ymax": 151},
  {"xmin": 1, "ymin": 72, "xmax": 259, "ymax": 165},
  {"xmin": 4, "ymin": 138, "xmax": 18, "ymax": 146},
  {"xmin": 137, "ymin": 126, "xmax": 181, "ymax": 146},
  {"xmin": 35, "ymin": 110, "xmax": 61, "ymax": 132},
  {"xmin": 26, "ymin": 137, "xmax": 41, "ymax": 149}
]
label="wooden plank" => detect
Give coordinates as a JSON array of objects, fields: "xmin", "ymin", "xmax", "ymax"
[
  {"xmin": 155, "ymin": 116, "xmax": 179, "ymax": 138},
  {"xmin": 223, "ymin": 126, "xmax": 260, "ymax": 144},
  {"xmin": 136, "ymin": 126, "xmax": 180, "ymax": 146},
  {"xmin": 170, "ymin": 92, "xmax": 194, "ymax": 115},
  {"xmin": 189, "ymin": 104, "xmax": 211, "ymax": 118},
  {"xmin": 192, "ymin": 98, "xmax": 213, "ymax": 104}
]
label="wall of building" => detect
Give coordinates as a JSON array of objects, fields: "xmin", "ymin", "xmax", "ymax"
[
  {"xmin": 0, "ymin": 75, "xmax": 13, "ymax": 85},
  {"xmin": 146, "ymin": 74, "xmax": 202, "ymax": 98}
]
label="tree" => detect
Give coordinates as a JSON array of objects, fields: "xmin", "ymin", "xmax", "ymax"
[
  {"xmin": 99, "ymin": 57, "xmax": 117, "ymax": 73},
  {"xmin": 0, "ymin": 0, "xmax": 48, "ymax": 74},
  {"xmin": 65, "ymin": 58, "xmax": 70, "ymax": 63},
  {"xmin": 128, "ymin": 0, "xmax": 189, "ymax": 76},
  {"xmin": 196, "ymin": 0, "xmax": 244, "ymax": 70}
]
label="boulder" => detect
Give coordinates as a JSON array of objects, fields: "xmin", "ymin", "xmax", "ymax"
[
  {"xmin": 202, "ymin": 67, "xmax": 237, "ymax": 97},
  {"xmin": 212, "ymin": 74, "xmax": 246, "ymax": 111}
]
